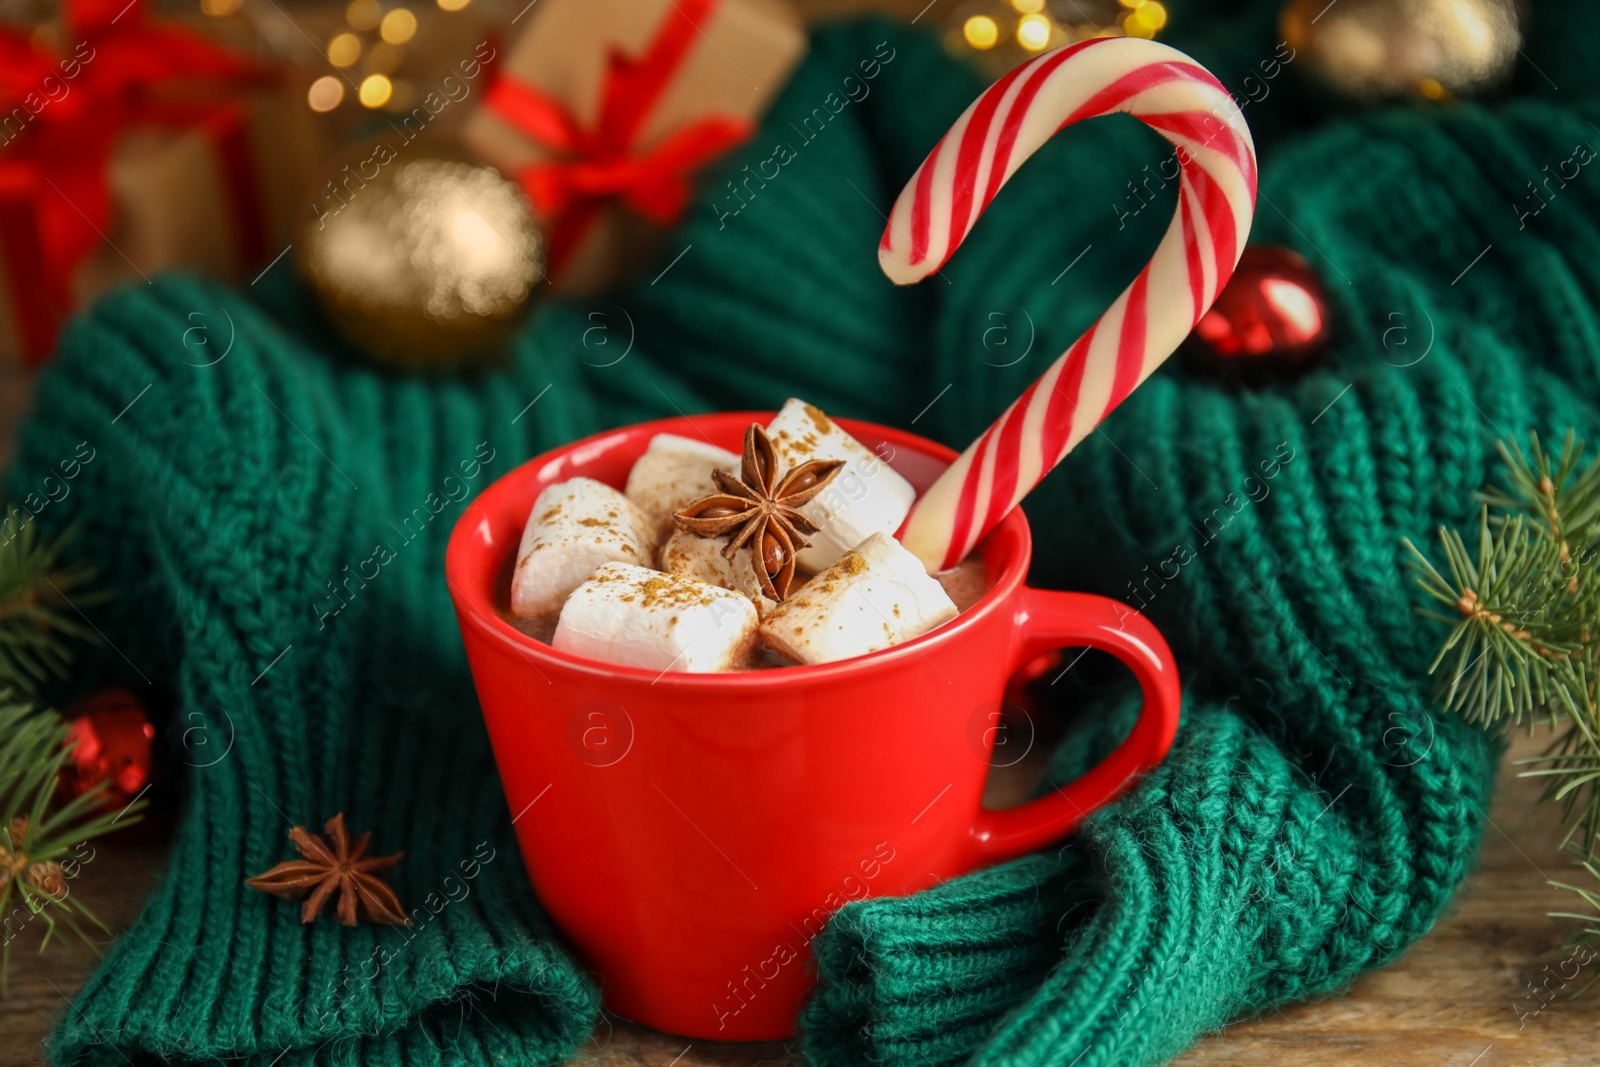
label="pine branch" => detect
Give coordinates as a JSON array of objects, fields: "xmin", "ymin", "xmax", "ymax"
[
  {"xmin": 1481, "ymin": 431, "xmax": 1600, "ymax": 592},
  {"xmin": 0, "ymin": 695, "xmax": 145, "ymax": 994},
  {"xmin": 1411, "ymin": 430, "xmax": 1600, "ymax": 965},
  {"xmin": 1547, "ymin": 856, "xmax": 1600, "ymax": 996},
  {"xmin": 0, "ymin": 515, "xmax": 138, "ymax": 993},
  {"xmin": 1519, "ymin": 726, "xmax": 1600, "ymax": 858},
  {"xmin": 0, "ymin": 517, "xmax": 103, "ymax": 701},
  {"xmin": 1404, "ymin": 510, "xmax": 1585, "ymax": 729}
]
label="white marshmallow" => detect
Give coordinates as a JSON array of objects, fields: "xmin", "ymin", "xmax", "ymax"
[
  {"xmin": 658, "ymin": 529, "xmax": 778, "ymax": 617},
  {"xmin": 624, "ymin": 433, "xmax": 740, "ymax": 536},
  {"xmin": 759, "ymin": 532, "xmax": 958, "ymax": 666},
  {"xmin": 511, "ymin": 478, "xmax": 657, "ymax": 617},
  {"xmin": 553, "ymin": 562, "xmax": 759, "ymax": 672},
  {"xmin": 765, "ymin": 398, "xmax": 916, "ymax": 572}
]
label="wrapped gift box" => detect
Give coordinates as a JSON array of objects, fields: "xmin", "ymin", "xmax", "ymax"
[
  {"xmin": 0, "ymin": 2, "xmax": 325, "ymax": 364},
  {"xmin": 462, "ymin": 0, "xmax": 807, "ymax": 294}
]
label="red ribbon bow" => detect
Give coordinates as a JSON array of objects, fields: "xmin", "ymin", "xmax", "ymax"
[
  {"xmin": 482, "ymin": 0, "xmax": 753, "ymax": 278},
  {"xmin": 0, "ymin": 0, "xmax": 265, "ymax": 362}
]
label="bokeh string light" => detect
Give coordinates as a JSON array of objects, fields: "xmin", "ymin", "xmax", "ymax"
[
  {"xmin": 952, "ymin": 0, "xmax": 1167, "ymax": 78},
  {"xmin": 308, "ymin": 74, "xmax": 346, "ymax": 111},
  {"xmin": 963, "ymin": 13, "xmax": 999, "ymax": 49},
  {"xmin": 328, "ymin": 30, "xmax": 361, "ymax": 67},
  {"xmin": 346, "ymin": 0, "xmax": 382, "ymax": 31},
  {"xmin": 380, "ymin": 7, "xmax": 417, "ymax": 43},
  {"xmin": 358, "ymin": 72, "xmax": 392, "ymax": 108},
  {"xmin": 191, "ymin": 0, "xmax": 481, "ymax": 113}
]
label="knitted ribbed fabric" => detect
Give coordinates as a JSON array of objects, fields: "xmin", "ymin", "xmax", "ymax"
[{"xmin": 9, "ymin": 2, "xmax": 1600, "ymax": 1065}]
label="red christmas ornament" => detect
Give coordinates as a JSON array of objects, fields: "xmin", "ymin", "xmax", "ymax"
[
  {"xmin": 1185, "ymin": 245, "xmax": 1330, "ymax": 377},
  {"xmin": 59, "ymin": 689, "xmax": 156, "ymax": 812}
]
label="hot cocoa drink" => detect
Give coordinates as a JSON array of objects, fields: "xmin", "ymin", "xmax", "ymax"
[{"xmin": 500, "ymin": 399, "xmax": 993, "ymax": 672}]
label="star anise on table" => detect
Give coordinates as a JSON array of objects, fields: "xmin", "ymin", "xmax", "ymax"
[
  {"xmin": 674, "ymin": 423, "xmax": 845, "ymax": 600},
  {"xmin": 244, "ymin": 812, "xmax": 409, "ymax": 926}
]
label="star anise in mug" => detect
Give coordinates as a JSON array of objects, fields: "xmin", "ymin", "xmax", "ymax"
[
  {"xmin": 674, "ymin": 424, "xmax": 844, "ymax": 600},
  {"xmin": 245, "ymin": 813, "xmax": 409, "ymax": 926}
]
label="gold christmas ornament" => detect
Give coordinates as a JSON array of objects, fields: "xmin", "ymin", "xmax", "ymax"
[
  {"xmin": 297, "ymin": 150, "xmax": 543, "ymax": 370},
  {"xmin": 1281, "ymin": 0, "xmax": 1521, "ymax": 102}
]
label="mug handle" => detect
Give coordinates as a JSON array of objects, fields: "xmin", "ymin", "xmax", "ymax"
[{"xmin": 969, "ymin": 588, "xmax": 1181, "ymax": 864}]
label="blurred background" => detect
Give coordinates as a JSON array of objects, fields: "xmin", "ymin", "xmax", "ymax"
[
  {"xmin": 0, "ymin": 0, "xmax": 1522, "ymax": 376},
  {"xmin": 0, "ymin": 0, "xmax": 1213, "ymax": 372}
]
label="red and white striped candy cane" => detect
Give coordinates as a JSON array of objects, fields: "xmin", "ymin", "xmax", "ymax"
[{"xmin": 885, "ymin": 37, "xmax": 1257, "ymax": 572}]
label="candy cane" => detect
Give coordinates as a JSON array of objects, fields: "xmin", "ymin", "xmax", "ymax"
[{"xmin": 885, "ymin": 37, "xmax": 1257, "ymax": 572}]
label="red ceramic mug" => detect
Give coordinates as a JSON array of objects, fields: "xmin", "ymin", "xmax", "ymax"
[{"xmin": 445, "ymin": 413, "xmax": 1180, "ymax": 1041}]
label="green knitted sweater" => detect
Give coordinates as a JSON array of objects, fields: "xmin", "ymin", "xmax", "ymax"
[{"xmin": 11, "ymin": 2, "xmax": 1600, "ymax": 1065}]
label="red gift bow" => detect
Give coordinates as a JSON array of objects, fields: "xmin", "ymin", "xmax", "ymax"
[
  {"xmin": 482, "ymin": 0, "xmax": 754, "ymax": 280},
  {"xmin": 0, "ymin": 0, "xmax": 267, "ymax": 362}
]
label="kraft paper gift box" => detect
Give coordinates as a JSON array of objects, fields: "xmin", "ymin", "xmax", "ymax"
[{"xmin": 462, "ymin": 0, "xmax": 807, "ymax": 294}]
